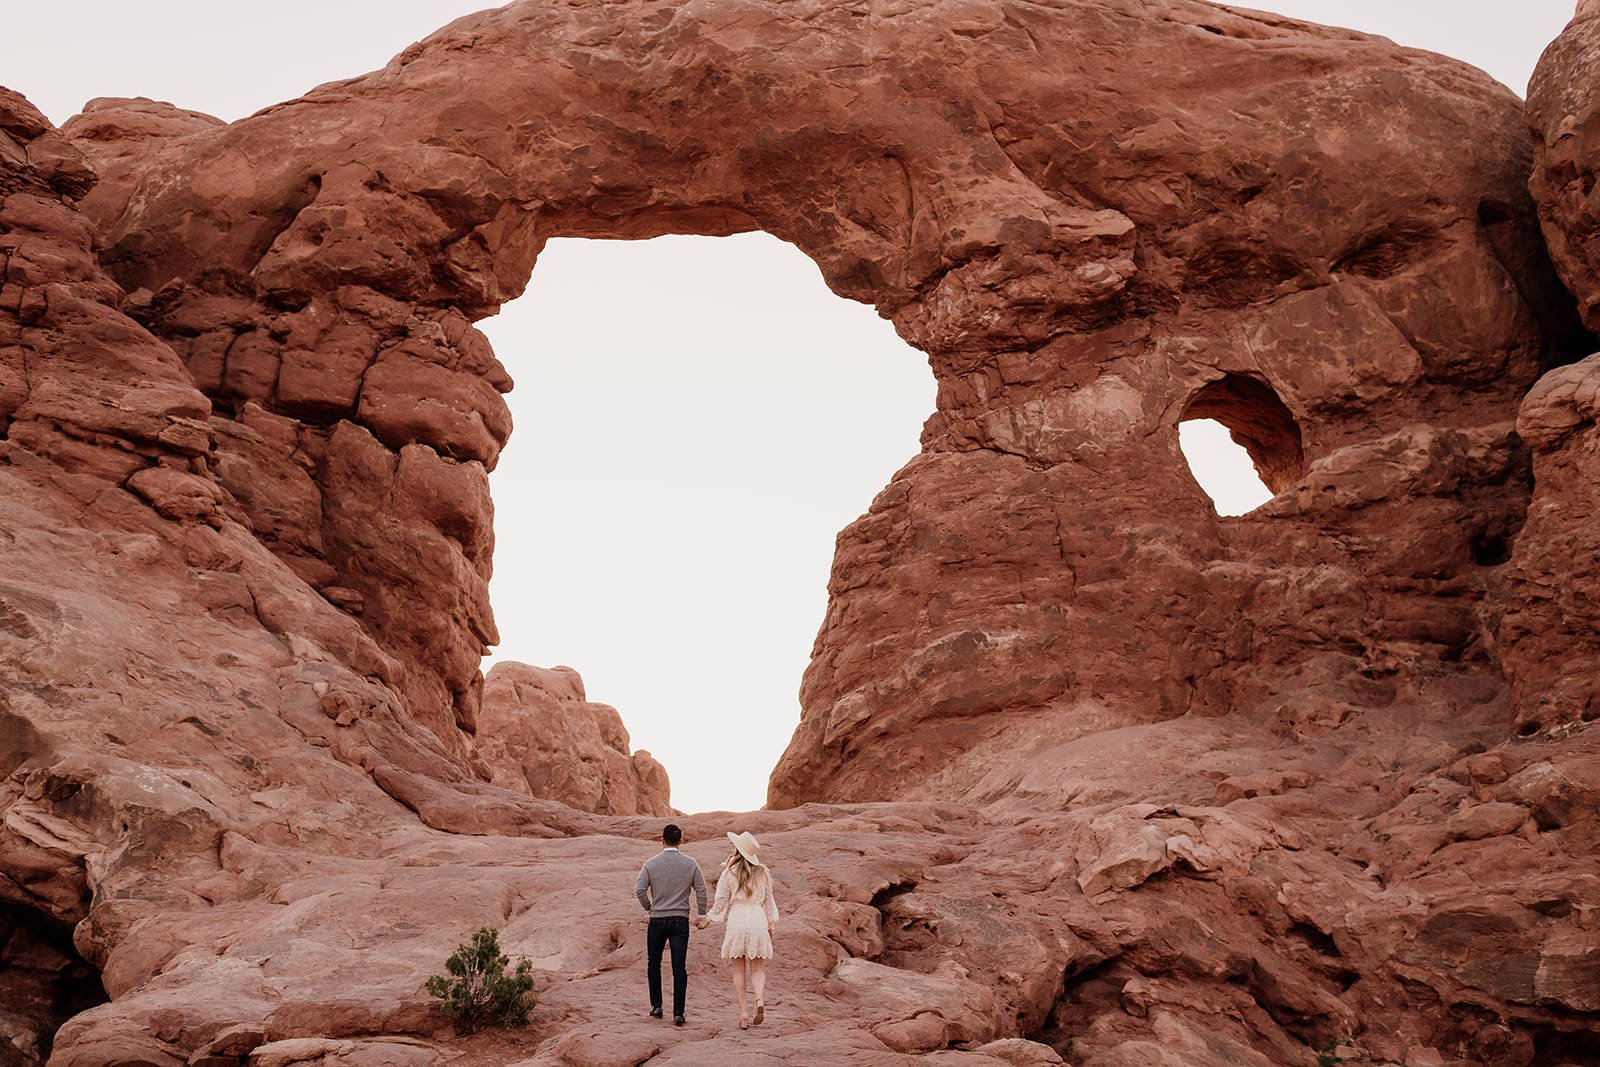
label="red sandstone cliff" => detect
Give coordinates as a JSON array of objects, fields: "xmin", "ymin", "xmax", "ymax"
[{"xmin": 0, "ymin": 1, "xmax": 1597, "ymax": 1064}]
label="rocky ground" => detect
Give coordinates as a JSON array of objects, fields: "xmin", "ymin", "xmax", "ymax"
[{"xmin": 2, "ymin": 0, "xmax": 1600, "ymax": 1064}]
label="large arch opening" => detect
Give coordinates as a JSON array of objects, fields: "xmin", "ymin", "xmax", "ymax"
[
  {"xmin": 478, "ymin": 232, "xmax": 935, "ymax": 814},
  {"xmin": 1178, "ymin": 374, "xmax": 1304, "ymax": 516}
]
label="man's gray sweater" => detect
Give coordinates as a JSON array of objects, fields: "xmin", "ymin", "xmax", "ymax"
[{"xmin": 635, "ymin": 848, "xmax": 709, "ymax": 918}]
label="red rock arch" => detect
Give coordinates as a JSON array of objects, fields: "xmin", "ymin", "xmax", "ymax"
[
  {"xmin": 62, "ymin": 0, "xmax": 1578, "ymax": 807},
  {"xmin": 1181, "ymin": 373, "xmax": 1304, "ymax": 496}
]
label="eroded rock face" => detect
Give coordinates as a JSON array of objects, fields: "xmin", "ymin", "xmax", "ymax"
[
  {"xmin": 1490, "ymin": 354, "xmax": 1600, "ymax": 734},
  {"xmin": 1516, "ymin": 7, "xmax": 1600, "ymax": 741},
  {"xmin": 477, "ymin": 663, "xmax": 671, "ymax": 816},
  {"xmin": 54, "ymin": 0, "xmax": 1584, "ymax": 812},
  {"xmin": 0, "ymin": 0, "xmax": 1598, "ymax": 1063},
  {"xmin": 1531, "ymin": 2, "xmax": 1600, "ymax": 332}
]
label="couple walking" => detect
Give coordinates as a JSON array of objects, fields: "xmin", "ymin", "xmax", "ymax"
[{"xmin": 634, "ymin": 823, "xmax": 778, "ymax": 1030}]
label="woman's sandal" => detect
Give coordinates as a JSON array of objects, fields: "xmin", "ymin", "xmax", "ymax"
[
  {"xmin": 739, "ymin": 1016, "xmax": 750, "ymax": 1030},
  {"xmin": 753, "ymin": 1000, "xmax": 765, "ymax": 1026}
]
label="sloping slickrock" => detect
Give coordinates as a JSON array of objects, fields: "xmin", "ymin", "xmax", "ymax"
[{"xmin": 476, "ymin": 663, "xmax": 671, "ymax": 816}]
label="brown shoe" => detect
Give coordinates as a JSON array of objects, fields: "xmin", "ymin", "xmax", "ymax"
[{"xmin": 753, "ymin": 1001, "xmax": 765, "ymax": 1026}]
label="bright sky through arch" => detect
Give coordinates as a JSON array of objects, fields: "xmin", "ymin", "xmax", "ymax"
[
  {"xmin": 479, "ymin": 233, "xmax": 934, "ymax": 815},
  {"xmin": 1179, "ymin": 421, "xmax": 1275, "ymax": 516},
  {"xmin": 0, "ymin": 0, "xmax": 1575, "ymax": 812}
]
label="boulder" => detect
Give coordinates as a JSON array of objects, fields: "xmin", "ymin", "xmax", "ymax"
[{"xmin": 476, "ymin": 663, "xmax": 672, "ymax": 817}]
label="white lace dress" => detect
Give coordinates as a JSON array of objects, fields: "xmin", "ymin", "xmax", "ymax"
[{"xmin": 707, "ymin": 867, "xmax": 779, "ymax": 959}]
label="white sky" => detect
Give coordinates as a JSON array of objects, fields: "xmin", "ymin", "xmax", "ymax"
[{"xmin": 3, "ymin": 1, "xmax": 1573, "ymax": 813}]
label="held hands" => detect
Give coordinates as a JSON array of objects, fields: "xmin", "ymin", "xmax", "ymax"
[{"xmin": 696, "ymin": 917, "xmax": 710, "ymax": 929}]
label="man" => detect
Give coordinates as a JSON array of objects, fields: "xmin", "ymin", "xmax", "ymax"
[{"xmin": 634, "ymin": 823, "xmax": 709, "ymax": 1026}]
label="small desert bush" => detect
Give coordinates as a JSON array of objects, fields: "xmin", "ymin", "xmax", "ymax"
[{"xmin": 426, "ymin": 926, "xmax": 536, "ymax": 1034}]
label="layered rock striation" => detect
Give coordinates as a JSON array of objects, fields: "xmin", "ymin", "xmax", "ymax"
[{"xmin": 0, "ymin": 0, "xmax": 1597, "ymax": 1064}]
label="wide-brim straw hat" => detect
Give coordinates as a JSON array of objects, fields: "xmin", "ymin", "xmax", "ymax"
[{"xmin": 726, "ymin": 830, "xmax": 763, "ymax": 867}]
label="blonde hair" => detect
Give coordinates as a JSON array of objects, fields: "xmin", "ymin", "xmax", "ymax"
[{"xmin": 725, "ymin": 851, "xmax": 769, "ymax": 899}]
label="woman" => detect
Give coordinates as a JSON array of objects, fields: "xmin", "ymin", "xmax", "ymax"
[{"xmin": 704, "ymin": 830, "xmax": 778, "ymax": 1029}]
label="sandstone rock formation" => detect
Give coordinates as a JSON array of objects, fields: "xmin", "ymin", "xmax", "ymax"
[
  {"xmin": 0, "ymin": 0, "xmax": 1598, "ymax": 1064},
  {"xmin": 477, "ymin": 663, "xmax": 671, "ymax": 816},
  {"xmin": 1532, "ymin": 1, "xmax": 1600, "ymax": 333},
  {"xmin": 1520, "ymin": 3, "xmax": 1600, "ymax": 740}
]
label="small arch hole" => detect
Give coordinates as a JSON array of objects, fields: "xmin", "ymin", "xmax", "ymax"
[{"xmin": 1178, "ymin": 374, "xmax": 1304, "ymax": 516}]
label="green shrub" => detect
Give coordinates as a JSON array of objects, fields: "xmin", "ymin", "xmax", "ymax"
[{"xmin": 425, "ymin": 926, "xmax": 537, "ymax": 1034}]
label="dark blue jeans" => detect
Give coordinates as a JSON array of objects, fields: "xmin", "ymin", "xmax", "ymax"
[{"xmin": 646, "ymin": 915, "xmax": 690, "ymax": 1016}]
